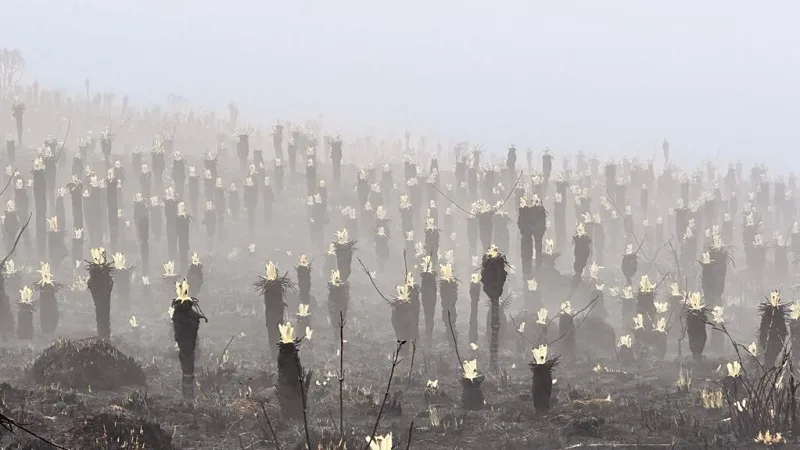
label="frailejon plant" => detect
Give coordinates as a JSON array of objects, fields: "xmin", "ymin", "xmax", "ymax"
[
  {"xmin": 276, "ymin": 322, "xmax": 312, "ymax": 420},
  {"xmin": 621, "ymin": 244, "xmax": 637, "ymax": 286},
  {"xmin": 572, "ymin": 222, "xmax": 591, "ymax": 285},
  {"xmin": 171, "ymin": 279, "xmax": 207, "ymax": 400},
  {"xmin": 295, "ymin": 254, "xmax": 313, "ymax": 309},
  {"xmin": 419, "ymin": 256, "xmax": 437, "ymax": 346},
  {"xmin": 46, "ymin": 216, "xmax": 66, "ymax": 272},
  {"xmin": 32, "ymin": 157, "xmax": 46, "ymax": 259},
  {"xmin": 636, "ymin": 275, "xmax": 656, "ymax": 318},
  {"xmin": 86, "ymin": 248, "xmax": 115, "ymax": 339},
  {"xmin": 255, "ymin": 262, "xmax": 294, "ymax": 362},
  {"xmin": 333, "ymin": 229, "xmax": 356, "ymax": 282},
  {"xmin": 460, "ymin": 359, "xmax": 484, "ymax": 410},
  {"xmin": 481, "ymin": 245, "xmax": 508, "ymax": 372},
  {"xmin": 327, "ymin": 270, "xmax": 349, "ymax": 339},
  {"xmin": 36, "ymin": 262, "xmax": 61, "ymax": 335},
  {"xmin": 176, "ymin": 202, "xmax": 190, "ymax": 274},
  {"xmin": 187, "ymin": 253, "xmax": 203, "ymax": 296},
  {"xmin": 439, "ymin": 263, "xmax": 458, "ymax": 350},
  {"xmin": 468, "ymin": 273, "xmax": 481, "ymax": 345},
  {"xmin": 685, "ymin": 292, "xmax": 708, "ymax": 360},
  {"xmin": 759, "ymin": 290, "xmax": 788, "ymax": 367},
  {"xmin": 391, "ymin": 278, "xmax": 415, "ymax": 352},
  {"xmin": 530, "ymin": 344, "xmax": 558, "ymax": 412},
  {"xmin": 17, "ymin": 285, "xmax": 34, "ymax": 340}
]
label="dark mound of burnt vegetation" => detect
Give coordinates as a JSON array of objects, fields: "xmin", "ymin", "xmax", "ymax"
[
  {"xmin": 29, "ymin": 338, "xmax": 146, "ymax": 390},
  {"xmin": 67, "ymin": 410, "xmax": 175, "ymax": 449}
]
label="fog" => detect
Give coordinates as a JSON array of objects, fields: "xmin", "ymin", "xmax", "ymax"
[{"xmin": 2, "ymin": 0, "xmax": 798, "ymax": 167}]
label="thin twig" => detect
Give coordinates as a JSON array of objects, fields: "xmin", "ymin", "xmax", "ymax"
[
  {"xmin": 356, "ymin": 257, "xmax": 393, "ymax": 305},
  {"xmin": 447, "ymin": 311, "xmax": 466, "ymax": 374},
  {"xmin": 294, "ymin": 353, "xmax": 313, "ymax": 450},
  {"xmin": 0, "ymin": 412, "xmax": 70, "ymax": 450},
  {"xmin": 1, "ymin": 212, "xmax": 31, "ymax": 266},
  {"xmin": 217, "ymin": 335, "xmax": 236, "ymax": 369},
  {"xmin": 338, "ymin": 311, "xmax": 346, "ymax": 435},
  {"xmin": 257, "ymin": 402, "xmax": 282, "ymax": 450},
  {"xmin": 364, "ymin": 340, "xmax": 405, "ymax": 450},
  {"xmin": 405, "ymin": 420, "xmax": 415, "ymax": 450},
  {"xmin": 405, "ymin": 339, "xmax": 417, "ymax": 392},
  {"xmin": 0, "ymin": 174, "xmax": 14, "ymax": 199}
]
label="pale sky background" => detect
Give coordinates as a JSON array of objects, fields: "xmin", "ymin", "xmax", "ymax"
[{"xmin": 1, "ymin": 0, "xmax": 798, "ymax": 168}]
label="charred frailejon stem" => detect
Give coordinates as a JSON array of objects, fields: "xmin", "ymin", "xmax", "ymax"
[
  {"xmin": 702, "ymin": 233, "xmax": 731, "ymax": 352},
  {"xmin": 86, "ymin": 248, "xmax": 115, "ymax": 339},
  {"xmin": 243, "ymin": 176, "xmax": 257, "ymax": 239},
  {"xmin": 685, "ymin": 292, "xmax": 708, "ymax": 360},
  {"xmin": 172, "ymin": 152, "xmax": 186, "ymax": 200},
  {"xmin": 14, "ymin": 177, "xmax": 31, "ymax": 252},
  {"xmin": 185, "ymin": 252, "xmax": 203, "ymax": 295},
  {"xmin": 35, "ymin": 263, "xmax": 61, "ymax": 335},
  {"xmin": 140, "ymin": 162, "xmax": 153, "ymax": 201},
  {"xmin": 46, "ymin": 215, "xmax": 66, "ymax": 272},
  {"xmin": 228, "ymin": 183, "xmax": 240, "ymax": 222},
  {"xmin": 237, "ymin": 132, "xmax": 250, "ymax": 172},
  {"xmin": 439, "ymin": 263, "xmax": 458, "ymax": 350},
  {"xmin": 3, "ymin": 201, "xmax": 19, "ymax": 255},
  {"xmin": 558, "ymin": 302, "xmax": 577, "ymax": 360},
  {"xmin": 621, "ymin": 244, "xmax": 637, "ymax": 286},
  {"xmin": 272, "ymin": 123, "xmax": 284, "ymax": 161},
  {"xmin": 152, "ymin": 140, "xmax": 166, "ymax": 196},
  {"xmin": 32, "ymin": 157, "xmax": 47, "ymax": 260},
  {"xmin": 164, "ymin": 187, "xmax": 178, "ymax": 262},
  {"xmin": 399, "ymin": 195, "xmax": 413, "ymax": 238},
  {"xmin": 424, "ymin": 218, "xmax": 440, "ymax": 269},
  {"xmin": 331, "ymin": 135, "xmax": 343, "ymax": 187},
  {"xmin": 333, "ymin": 229, "xmax": 356, "ymax": 282},
  {"xmin": 518, "ymin": 194, "xmax": 544, "ymax": 276},
  {"xmin": 474, "ymin": 200, "xmax": 494, "ymax": 253},
  {"xmin": 327, "ymin": 270, "xmax": 349, "ymax": 339},
  {"xmin": 530, "ymin": 344, "xmax": 558, "ymax": 412},
  {"xmin": 188, "ymin": 166, "xmax": 199, "ymax": 216},
  {"xmin": 461, "ymin": 358, "xmax": 484, "ymax": 410},
  {"xmin": 295, "ymin": 254, "xmax": 313, "ymax": 309},
  {"xmin": 263, "ymin": 176, "xmax": 274, "ymax": 226},
  {"xmin": 0, "ymin": 268, "xmax": 14, "ymax": 338},
  {"xmin": 636, "ymin": 275, "xmax": 656, "ymax": 318},
  {"xmin": 255, "ymin": 261, "xmax": 294, "ymax": 362},
  {"xmin": 11, "ymin": 102, "xmax": 24, "ymax": 147},
  {"xmin": 176, "ymin": 202, "xmax": 190, "ymax": 274},
  {"xmin": 68, "ymin": 176, "xmax": 84, "ymax": 231},
  {"xmin": 468, "ymin": 273, "xmax": 481, "ymax": 345},
  {"xmin": 391, "ymin": 277, "xmax": 415, "ymax": 356},
  {"xmin": 572, "ymin": 222, "xmax": 591, "ymax": 285},
  {"xmin": 418, "ymin": 256, "xmax": 437, "ymax": 346},
  {"xmin": 481, "ymin": 245, "xmax": 508, "ymax": 372},
  {"xmin": 5, "ymin": 138, "xmax": 14, "ymax": 166},
  {"xmin": 203, "ymin": 202, "xmax": 216, "ymax": 251},
  {"xmin": 760, "ymin": 290, "xmax": 788, "ymax": 367},
  {"xmin": 275, "ymin": 322, "xmax": 312, "ymax": 420},
  {"xmin": 172, "ymin": 279, "xmax": 207, "ymax": 400},
  {"xmin": 106, "ymin": 171, "xmax": 119, "ymax": 249},
  {"xmin": 17, "ymin": 285, "xmax": 34, "ymax": 340},
  {"xmin": 133, "ymin": 194, "xmax": 149, "ymax": 274}
]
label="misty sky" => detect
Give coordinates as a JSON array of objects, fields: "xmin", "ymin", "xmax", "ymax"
[{"xmin": 2, "ymin": 1, "xmax": 799, "ymax": 168}]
